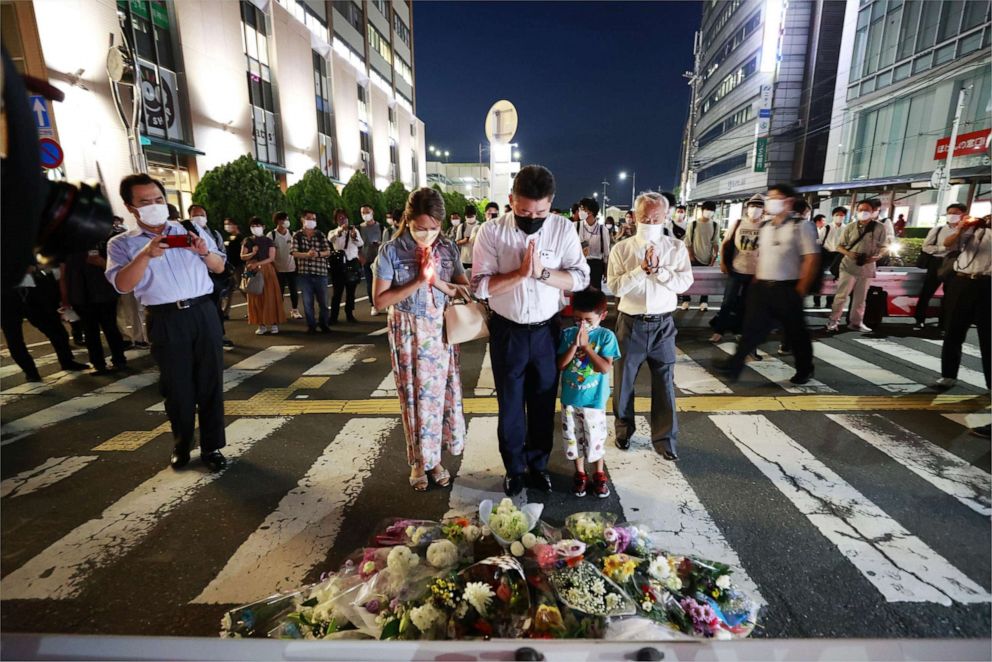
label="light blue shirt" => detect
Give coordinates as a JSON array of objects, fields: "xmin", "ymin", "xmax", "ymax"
[
  {"xmin": 558, "ymin": 326, "xmax": 621, "ymax": 410},
  {"xmin": 373, "ymin": 230, "xmax": 464, "ymax": 317},
  {"xmin": 105, "ymin": 222, "xmax": 225, "ymax": 306}
]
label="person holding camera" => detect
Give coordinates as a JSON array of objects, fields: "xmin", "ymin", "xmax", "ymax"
[
  {"xmin": 825, "ymin": 200, "xmax": 889, "ymax": 333},
  {"xmin": 937, "ymin": 214, "xmax": 990, "ymax": 392},
  {"xmin": 241, "ymin": 217, "xmax": 286, "ymax": 335},
  {"xmin": 105, "ymin": 174, "xmax": 228, "ymax": 472},
  {"xmin": 328, "ymin": 208, "xmax": 364, "ymax": 324}
]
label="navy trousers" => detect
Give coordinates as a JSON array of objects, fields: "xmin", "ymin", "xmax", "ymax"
[{"xmin": 489, "ymin": 314, "xmax": 560, "ymax": 476}]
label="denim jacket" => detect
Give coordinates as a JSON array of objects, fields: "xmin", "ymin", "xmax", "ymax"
[{"xmin": 373, "ymin": 229, "xmax": 465, "ymax": 317}]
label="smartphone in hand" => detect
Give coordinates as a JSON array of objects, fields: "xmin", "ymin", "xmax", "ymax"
[{"xmin": 164, "ymin": 234, "xmax": 192, "ymax": 248}]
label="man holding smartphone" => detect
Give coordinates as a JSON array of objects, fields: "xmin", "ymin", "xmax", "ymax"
[{"xmin": 105, "ymin": 174, "xmax": 229, "ymax": 472}]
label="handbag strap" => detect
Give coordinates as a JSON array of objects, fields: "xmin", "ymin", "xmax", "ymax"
[{"xmin": 844, "ymin": 221, "xmax": 875, "ymax": 251}]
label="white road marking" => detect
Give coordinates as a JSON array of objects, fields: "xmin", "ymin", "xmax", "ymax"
[
  {"xmin": 943, "ymin": 413, "xmax": 992, "ymax": 430},
  {"xmin": 0, "ymin": 456, "xmax": 99, "ymax": 499},
  {"xmin": 0, "ymin": 349, "xmax": 88, "ymax": 380},
  {"xmin": 191, "ymin": 418, "xmax": 396, "ymax": 604},
  {"xmin": 609, "ymin": 416, "xmax": 764, "ymax": 605},
  {"xmin": 1, "ymin": 350, "xmax": 152, "ymax": 406},
  {"xmin": 1, "ymin": 417, "xmax": 289, "ymax": 600},
  {"xmin": 0, "ymin": 372, "xmax": 160, "ymax": 446},
  {"xmin": 367, "ymin": 326, "xmax": 389, "ymax": 337},
  {"xmin": 855, "ymin": 338, "xmax": 987, "ymax": 390},
  {"xmin": 445, "ymin": 416, "xmax": 525, "ymax": 520},
  {"xmin": 303, "ymin": 344, "xmax": 373, "ymax": 376},
  {"xmin": 813, "ymin": 343, "xmax": 924, "ymax": 394},
  {"xmin": 675, "ymin": 348, "xmax": 732, "ymax": 394},
  {"xmin": 829, "ymin": 414, "xmax": 991, "ymax": 517},
  {"xmin": 146, "ymin": 346, "xmax": 301, "ymax": 412},
  {"xmin": 716, "ymin": 342, "xmax": 836, "ymax": 394},
  {"xmin": 474, "ymin": 345, "xmax": 495, "ymax": 397},
  {"xmin": 711, "ymin": 414, "xmax": 991, "ymax": 605},
  {"xmin": 921, "ymin": 338, "xmax": 982, "ymax": 359},
  {"xmin": 371, "ymin": 370, "xmax": 396, "ymax": 398}
]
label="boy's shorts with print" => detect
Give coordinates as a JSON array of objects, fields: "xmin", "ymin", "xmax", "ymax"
[{"xmin": 562, "ymin": 405, "xmax": 607, "ymax": 463}]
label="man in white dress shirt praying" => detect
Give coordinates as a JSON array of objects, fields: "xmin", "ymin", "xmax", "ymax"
[
  {"xmin": 607, "ymin": 192, "xmax": 693, "ymax": 461},
  {"xmin": 472, "ymin": 165, "xmax": 591, "ymax": 496}
]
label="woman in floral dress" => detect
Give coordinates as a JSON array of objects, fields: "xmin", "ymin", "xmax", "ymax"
[{"xmin": 372, "ymin": 188, "xmax": 470, "ymax": 491}]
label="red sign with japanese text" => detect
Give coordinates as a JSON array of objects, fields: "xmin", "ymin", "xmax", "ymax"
[{"xmin": 933, "ymin": 128, "xmax": 992, "ymax": 160}]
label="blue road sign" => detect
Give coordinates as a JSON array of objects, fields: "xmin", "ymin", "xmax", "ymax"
[
  {"xmin": 39, "ymin": 138, "xmax": 64, "ymax": 169},
  {"xmin": 30, "ymin": 95, "xmax": 51, "ymax": 131},
  {"xmin": 758, "ymin": 108, "xmax": 771, "ymax": 119}
]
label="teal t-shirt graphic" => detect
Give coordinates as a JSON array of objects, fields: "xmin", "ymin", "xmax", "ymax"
[{"xmin": 558, "ymin": 325, "xmax": 621, "ymax": 409}]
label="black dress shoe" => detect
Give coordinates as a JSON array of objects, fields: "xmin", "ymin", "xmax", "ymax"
[
  {"xmin": 92, "ymin": 365, "xmax": 112, "ymax": 375},
  {"xmin": 529, "ymin": 470, "xmax": 553, "ymax": 493},
  {"xmin": 202, "ymin": 450, "xmax": 228, "ymax": 472},
  {"xmin": 662, "ymin": 450, "xmax": 679, "ymax": 462},
  {"xmin": 615, "ymin": 436, "xmax": 631, "ymax": 451},
  {"xmin": 24, "ymin": 371, "xmax": 43, "ymax": 383},
  {"xmin": 62, "ymin": 361, "xmax": 89, "ymax": 372},
  {"xmin": 503, "ymin": 473, "xmax": 524, "ymax": 497},
  {"xmin": 318, "ymin": 325, "xmax": 331, "ymax": 333},
  {"xmin": 789, "ymin": 369, "xmax": 815, "ymax": 385},
  {"xmin": 170, "ymin": 444, "xmax": 191, "ymax": 469},
  {"xmin": 346, "ymin": 314, "xmax": 358, "ymax": 323}
]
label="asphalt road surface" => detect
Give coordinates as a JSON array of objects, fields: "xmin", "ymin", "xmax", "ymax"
[{"xmin": 1, "ymin": 293, "xmax": 989, "ymax": 639}]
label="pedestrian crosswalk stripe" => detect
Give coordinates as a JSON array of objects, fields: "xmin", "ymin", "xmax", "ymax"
[
  {"xmin": 0, "ymin": 348, "xmax": 87, "ymax": 380},
  {"xmin": 855, "ymin": 338, "xmax": 987, "ymax": 390},
  {"xmin": 608, "ymin": 416, "xmax": 765, "ymax": 606},
  {"xmin": 828, "ymin": 414, "xmax": 991, "ymax": 517},
  {"xmin": 191, "ymin": 417, "xmax": 398, "ymax": 605},
  {"xmin": 0, "ymin": 372, "xmax": 161, "ymax": 447},
  {"xmin": 675, "ymin": 348, "xmax": 732, "ymax": 394},
  {"xmin": 710, "ymin": 414, "xmax": 991, "ymax": 605},
  {"xmin": 445, "ymin": 416, "xmax": 524, "ymax": 520},
  {"xmin": 367, "ymin": 326, "xmax": 389, "ymax": 337},
  {"xmin": 474, "ymin": 345, "xmax": 496, "ymax": 397},
  {"xmin": 227, "ymin": 345, "xmax": 302, "ymax": 371},
  {"xmin": 943, "ymin": 412, "xmax": 992, "ymax": 430},
  {"xmin": 1, "ymin": 417, "xmax": 290, "ymax": 600},
  {"xmin": 302, "ymin": 344, "xmax": 373, "ymax": 376},
  {"xmin": 715, "ymin": 342, "xmax": 836, "ymax": 394},
  {"xmin": 813, "ymin": 343, "xmax": 924, "ymax": 394},
  {"xmin": 1, "ymin": 351, "xmax": 152, "ymax": 406},
  {"xmin": 921, "ymin": 338, "xmax": 982, "ymax": 359},
  {"xmin": 0, "ymin": 455, "xmax": 99, "ymax": 499},
  {"xmin": 371, "ymin": 370, "xmax": 396, "ymax": 398}
]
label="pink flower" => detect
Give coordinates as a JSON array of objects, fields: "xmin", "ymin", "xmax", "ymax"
[{"xmin": 533, "ymin": 543, "xmax": 556, "ymax": 568}]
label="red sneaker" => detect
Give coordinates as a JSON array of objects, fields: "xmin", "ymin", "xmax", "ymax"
[
  {"xmin": 592, "ymin": 471, "xmax": 611, "ymax": 498},
  {"xmin": 572, "ymin": 471, "xmax": 588, "ymax": 497}
]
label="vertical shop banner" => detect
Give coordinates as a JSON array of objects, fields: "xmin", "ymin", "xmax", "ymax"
[{"xmin": 138, "ymin": 60, "xmax": 184, "ymax": 142}]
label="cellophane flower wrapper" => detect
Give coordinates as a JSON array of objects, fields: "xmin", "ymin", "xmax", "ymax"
[
  {"xmin": 448, "ymin": 555, "xmax": 532, "ymax": 639},
  {"xmin": 603, "ymin": 522, "xmax": 654, "ymax": 557},
  {"xmin": 220, "ymin": 589, "xmax": 306, "ymax": 638},
  {"xmin": 564, "ymin": 512, "xmax": 617, "ymax": 547},
  {"xmin": 370, "ymin": 518, "xmax": 444, "ymax": 550},
  {"xmin": 548, "ymin": 559, "xmax": 637, "ymax": 618},
  {"xmin": 479, "ymin": 498, "xmax": 543, "ymax": 546},
  {"xmin": 520, "ymin": 557, "xmax": 606, "ymax": 640}
]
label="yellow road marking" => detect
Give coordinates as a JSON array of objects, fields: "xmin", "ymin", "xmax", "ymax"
[{"xmin": 93, "ymin": 422, "xmax": 172, "ymax": 451}]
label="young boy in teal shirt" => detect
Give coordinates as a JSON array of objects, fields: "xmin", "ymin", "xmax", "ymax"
[{"xmin": 557, "ymin": 289, "xmax": 621, "ymax": 497}]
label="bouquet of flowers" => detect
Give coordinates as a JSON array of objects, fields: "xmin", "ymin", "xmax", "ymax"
[
  {"xmin": 548, "ymin": 559, "xmax": 637, "ymax": 617},
  {"xmin": 447, "ymin": 555, "xmax": 532, "ymax": 639},
  {"xmin": 564, "ymin": 512, "xmax": 617, "ymax": 546},
  {"xmin": 479, "ymin": 498, "xmax": 543, "ymax": 547},
  {"xmin": 603, "ymin": 523, "xmax": 652, "ymax": 556}
]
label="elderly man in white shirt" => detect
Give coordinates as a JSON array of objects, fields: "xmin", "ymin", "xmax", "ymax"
[
  {"xmin": 472, "ymin": 165, "xmax": 590, "ymax": 496},
  {"xmin": 608, "ymin": 192, "xmax": 693, "ymax": 461}
]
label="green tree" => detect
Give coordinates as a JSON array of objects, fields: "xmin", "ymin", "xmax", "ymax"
[
  {"xmin": 191, "ymin": 154, "xmax": 286, "ymax": 233},
  {"xmin": 382, "ymin": 180, "xmax": 410, "ymax": 216},
  {"xmin": 473, "ymin": 198, "xmax": 490, "ymax": 219},
  {"xmin": 341, "ymin": 171, "xmax": 385, "ymax": 225},
  {"xmin": 285, "ymin": 167, "xmax": 344, "ymax": 234}
]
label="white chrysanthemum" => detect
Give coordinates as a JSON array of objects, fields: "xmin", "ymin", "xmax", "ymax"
[
  {"xmin": 666, "ymin": 575, "xmax": 683, "ymax": 592},
  {"xmin": 426, "ymin": 539, "xmax": 459, "ymax": 568},
  {"xmin": 605, "ymin": 593, "xmax": 621, "ymax": 610},
  {"xmin": 496, "ymin": 497, "xmax": 515, "ymax": 514},
  {"xmin": 521, "ymin": 532, "xmax": 538, "ymax": 549},
  {"xmin": 387, "ymin": 545, "xmax": 420, "ymax": 575},
  {"xmin": 716, "ymin": 574, "xmax": 731, "ymax": 590},
  {"xmin": 409, "ymin": 603, "xmax": 442, "ymax": 632},
  {"xmin": 536, "ymin": 536, "xmax": 547, "ymax": 545},
  {"xmin": 463, "ymin": 525, "xmax": 481, "ymax": 543},
  {"xmin": 510, "ymin": 541, "xmax": 525, "ymax": 557},
  {"xmin": 463, "ymin": 581, "xmax": 495, "ymax": 616},
  {"xmin": 647, "ymin": 556, "xmax": 671, "ymax": 581}
]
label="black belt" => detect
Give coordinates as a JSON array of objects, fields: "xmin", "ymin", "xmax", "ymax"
[
  {"xmin": 755, "ymin": 279, "xmax": 798, "ymax": 286},
  {"xmin": 146, "ymin": 294, "xmax": 212, "ymax": 314},
  {"xmin": 492, "ymin": 313, "xmax": 553, "ymax": 329},
  {"xmin": 623, "ymin": 312, "xmax": 672, "ymax": 322},
  {"xmin": 955, "ymin": 271, "xmax": 991, "ymax": 280}
]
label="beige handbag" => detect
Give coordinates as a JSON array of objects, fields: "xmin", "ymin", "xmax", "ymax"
[{"xmin": 444, "ymin": 297, "xmax": 490, "ymax": 345}]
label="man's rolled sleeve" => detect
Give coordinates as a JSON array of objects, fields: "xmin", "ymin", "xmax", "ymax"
[
  {"xmin": 559, "ymin": 225, "xmax": 591, "ymax": 291},
  {"xmin": 105, "ymin": 235, "xmax": 135, "ymax": 294},
  {"xmin": 470, "ymin": 223, "xmax": 497, "ymax": 299}
]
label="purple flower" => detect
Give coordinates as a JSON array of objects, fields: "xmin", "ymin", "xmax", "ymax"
[
  {"xmin": 364, "ymin": 599, "xmax": 382, "ymax": 614},
  {"xmin": 390, "ymin": 597, "xmax": 402, "ymax": 611}
]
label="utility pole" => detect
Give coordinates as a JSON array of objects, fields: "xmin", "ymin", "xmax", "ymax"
[
  {"xmin": 935, "ymin": 85, "xmax": 972, "ymax": 219},
  {"xmin": 631, "ymin": 171, "xmax": 636, "ymax": 208},
  {"xmin": 601, "ymin": 179, "xmax": 610, "ymax": 216},
  {"xmin": 679, "ymin": 30, "xmax": 701, "ymax": 205}
]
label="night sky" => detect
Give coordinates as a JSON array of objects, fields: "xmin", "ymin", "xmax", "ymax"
[{"xmin": 412, "ymin": 0, "xmax": 701, "ymax": 209}]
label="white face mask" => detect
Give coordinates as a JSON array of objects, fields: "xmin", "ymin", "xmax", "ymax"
[
  {"xmin": 251, "ymin": 226, "xmax": 264, "ymax": 237},
  {"xmin": 466, "ymin": 217, "xmax": 476, "ymax": 224},
  {"xmin": 303, "ymin": 219, "xmax": 317, "ymax": 230},
  {"xmin": 137, "ymin": 203, "xmax": 169, "ymax": 227},
  {"xmin": 747, "ymin": 207, "xmax": 763, "ymax": 220},
  {"xmin": 385, "ymin": 218, "xmax": 394, "ymax": 226},
  {"xmin": 579, "ymin": 210, "xmax": 589, "ymax": 221},
  {"xmin": 833, "ymin": 215, "xmax": 845, "ymax": 225},
  {"xmin": 702, "ymin": 210, "xmax": 714, "ymax": 219},
  {"xmin": 674, "ymin": 212, "xmax": 686, "ymax": 221},
  {"xmin": 280, "ymin": 220, "xmax": 290, "ymax": 229},
  {"xmin": 411, "ymin": 228, "xmax": 440, "ymax": 247},
  {"xmin": 857, "ymin": 211, "xmax": 872, "ymax": 222},
  {"xmin": 191, "ymin": 215, "xmax": 208, "ymax": 228},
  {"xmin": 636, "ymin": 222, "xmax": 663, "ymax": 243},
  {"xmin": 947, "ymin": 214, "xmax": 961, "ymax": 225},
  {"xmin": 362, "ymin": 212, "xmax": 374, "ymax": 222},
  {"xmin": 451, "ymin": 219, "xmax": 461, "ymax": 226},
  {"xmin": 765, "ymin": 199, "xmax": 785, "ymax": 215}
]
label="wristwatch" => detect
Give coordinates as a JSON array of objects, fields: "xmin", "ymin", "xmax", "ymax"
[{"xmin": 539, "ymin": 268, "xmax": 551, "ymax": 281}]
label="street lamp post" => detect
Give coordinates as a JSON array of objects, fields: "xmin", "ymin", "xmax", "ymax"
[
  {"xmin": 619, "ymin": 171, "xmax": 636, "ymax": 208},
  {"xmin": 600, "ymin": 179, "xmax": 610, "ymax": 217}
]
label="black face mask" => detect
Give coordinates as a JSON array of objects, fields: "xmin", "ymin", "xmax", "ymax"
[{"xmin": 514, "ymin": 214, "xmax": 546, "ymax": 235}]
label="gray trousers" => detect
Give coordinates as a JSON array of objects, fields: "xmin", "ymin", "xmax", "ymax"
[{"xmin": 612, "ymin": 312, "xmax": 678, "ymax": 454}]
